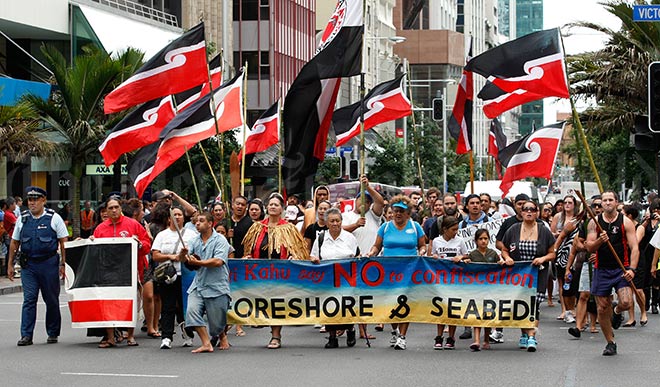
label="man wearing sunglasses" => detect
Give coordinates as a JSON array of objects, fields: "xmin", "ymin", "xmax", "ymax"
[{"xmin": 7, "ymin": 186, "xmax": 69, "ymax": 346}]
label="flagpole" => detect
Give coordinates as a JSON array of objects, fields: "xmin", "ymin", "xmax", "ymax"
[
  {"xmin": 198, "ymin": 143, "xmax": 222, "ymax": 193},
  {"xmin": 469, "ymin": 151, "xmax": 475, "ymax": 194},
  {"xmin": 241, "ymin": 61, "xmax": 248, "ymax": 196},
  {"xmin": 278, "ymin": 101, "xmax": 283, "ymax": 193},
  {"xmin": 405, "ymin": 61, "xmax": 425, "ymax": 195},
  {"xmin": 184, "ymin": 146, "xmax": 202, "ymax": 209},
  {"xmin": 169, "ymin": 95, "xmax": 203, "ymax": 208},
  {"xmin": 205, "ymin": 47, "xmax": 227, "ymax": 201},
  {"xmin": 359, "ymin": 72, "xmax": 366, "ymax": 217},
  {"xmin": 559, "ymin": 31, "xmax": 604, "ymax": 192}
]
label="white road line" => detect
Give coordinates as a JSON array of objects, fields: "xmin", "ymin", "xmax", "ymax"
[{"xmin": 61, "ymin": 372, "xmax": 178, "ymax": 378}]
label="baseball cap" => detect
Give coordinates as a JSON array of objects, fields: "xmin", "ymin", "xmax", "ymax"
[
  {"xmin": 392, "ymin": 201, "xmax": 408, "ymax": 210},
  {"xmin": 153, "ymin": 191, "xmax": 173, "ymax": 201},
  {"xmin": 355, "ymin": 191, "xmax": 372, "ymax": 201},
  {"xmin": 25, "ymin": 186, "xmax": 47, "ymax": 198},
  {"xmin": 514, "ymin": 193, "xmax": 530, "ymax": 203}
]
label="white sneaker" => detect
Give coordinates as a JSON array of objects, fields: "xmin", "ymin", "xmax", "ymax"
[
  {"xmin": 313, "ymin": 324, "xmax": 322, "ymax": 329},
  {"xmin": 160, "ymin": 338, "xmax": 172, "ymax": 349},
  {"xmin": 394, "ymin": 335, "xmax": 407, "ymax": 350},
  {"xmin": 565, "ymin": 311, "xmax": 576, "ymax": 324},
  {"xmin": 182, "ymin": 337, "xmax": 193, "ymax": 347},
  {"xmin": 389, "ymin": 329, "xmax": 400, "ymax": 347},
  {"xmin": 489, "ymin": 330, "xmax": 504, "ymax": 343}
]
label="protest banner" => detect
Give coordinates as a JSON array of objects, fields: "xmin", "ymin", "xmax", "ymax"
[
  {"xmin": 228, "ymin": 257, "xmax": 538, "ymax": 328},
  {"xmin": 64, "ymin": 238, "xmax": 138, "ymax": 328},
  {"xmin": 456, "ymin": 218, "xmax": 505, "ymax": 253}
]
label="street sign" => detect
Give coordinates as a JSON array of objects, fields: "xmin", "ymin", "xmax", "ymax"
[
  {"xmin": 340, "ymin": 146, "xmax": 353, "ymax": 152},
  {"xmin": 633, "ymin": 5, "xmax": 660, "ymax": 21}
]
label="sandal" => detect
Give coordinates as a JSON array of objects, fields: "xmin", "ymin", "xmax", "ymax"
[
  {"xmin": 374, "ymin": 324, "xmax": 384, "ymax": 332},
  {"xmin": 236, "ymin": 330, "xmax": 246, "ymax": 337},
  {"xmin": 360, "ymin": 334, "xmax": 376, "ymax": 340},
  {"xmin": 98, "ymin": 341, "xmax": 116, "ymax": 348},
  {"xmin": 267, "ymin": 337, "xmax": 281, "ymax": 349},
  {"xmin": 147, "ymin": 332, "xmax": 161, "ymax": 338},
  {"xmin": 127, "ymin": 339, "xmax": 139, "ymax": 346}
]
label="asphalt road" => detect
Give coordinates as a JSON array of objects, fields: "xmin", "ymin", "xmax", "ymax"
[{"xmin": 1, "ymin": 290, "xmax": 658, "ymax": 387}]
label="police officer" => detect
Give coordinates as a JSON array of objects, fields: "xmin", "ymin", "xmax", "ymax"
[{"xmin": 7, "ymin": 186, "xmax": 68, "ymax": 346}]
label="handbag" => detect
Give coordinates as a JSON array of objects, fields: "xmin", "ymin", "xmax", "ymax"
[{"xmin": 154, "ymin": 230, "xmax": 185, "ymax": 284}]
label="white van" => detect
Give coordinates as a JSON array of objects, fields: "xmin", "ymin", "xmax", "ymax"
[{"xmin": 462, "ymin": 180, "xmax": 538, "ymax": 202}]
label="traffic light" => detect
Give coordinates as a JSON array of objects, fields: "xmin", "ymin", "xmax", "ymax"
[
  {"xmin": 339, "ymin": 157, "xmax": 346, "ymax": 178},
  {"xmin": 432, "ymin": 98, "xmax": 444, "ymax": 121},
  {"xmin": 348, "ymin": 159, "xmax": 359, "ymax": 180},
  {"xmin": 649, "ymin": 61, "xmax": 660, "ymax": 132}
]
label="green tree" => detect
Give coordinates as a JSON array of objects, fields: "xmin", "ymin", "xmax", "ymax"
[
  {"xmin": 24, "ymin": 45, "xmax": 143, "ymax": 237},
  {"xmin": 0, "ymin": 102, "xmax": 58, "ymax": 160},
  {"xmin": 367, "ymin": 133, "xmax": 413, "ymax": 186}
]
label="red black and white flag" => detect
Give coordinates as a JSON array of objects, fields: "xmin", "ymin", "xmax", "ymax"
[
  {"xmin": 498, "ymin": 122, "xmax": 565, "ymax": 197},
  {"xmin": 488, "ymin": 117, "xmax": 507, "ymax": 178},
  {"xmin": 332, "ymin": 75, "xmax": 411, "ymax": 147},
  {"xmin": 98, "ymin": 55, "xmax": 222, "ymax": 166},
  {"xmin": 282, "ymin": 0, "xmax": 362, "ymax": 196},
  {"xmin": 129, "ymin": 71, "xmax": 244, "ymax": 197},
  {"xmin": 104, "ymin": 23, "xmax": 208, "ymax": 114},
  {"xmin": 448, "ymin": 38, "xmax": 473, "ymax": 154},
  {"xmin": 238, "ymin": 100, "xmax": 280, "ymax": 161},
  {"xmin": 64, "ymin": 238, "xmax": 137, "ymax": 328},
  {"xmin": 466, "ymin": 28, "xmax": 569, "ymax": 118}
]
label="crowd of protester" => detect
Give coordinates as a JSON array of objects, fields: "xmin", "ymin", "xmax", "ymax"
[{"xmin": 6, "ymin": 180, "xmax": 660, "ymax": 356}]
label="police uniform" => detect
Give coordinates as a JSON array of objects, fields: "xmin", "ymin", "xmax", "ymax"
[{"xmin": 12, "ymin": 187, "xmax": 68, "ymax": 345}]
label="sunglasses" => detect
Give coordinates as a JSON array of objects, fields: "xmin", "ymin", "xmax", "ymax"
[
  {"xmin": 542, "ymin": 208, "xmax": 552, "ymax": 212},
  {"xmin": 522, "ymin": 207, "xmax": 538, "ymax": 212}
]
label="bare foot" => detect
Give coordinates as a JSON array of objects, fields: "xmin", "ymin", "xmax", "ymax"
[
  {"xmin": 482, "ymin": 342, "xmax": 491, "ymax": 350},
  {"xmin": 218, "ymin": 335, "xmax": 230, "ymax": 350},
  {"xmin": 192, "ymin": 345, "xmax": 214, "ymax": 353}
]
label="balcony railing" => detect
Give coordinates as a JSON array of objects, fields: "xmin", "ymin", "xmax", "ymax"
[{"xmin": 90, "ymin": 0, "xmax": 178, "ymax": 27}]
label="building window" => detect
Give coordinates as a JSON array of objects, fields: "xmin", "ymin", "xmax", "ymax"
[{"xmin": 260, "ymin": 0, "xmax": 269, "ymax": 20}]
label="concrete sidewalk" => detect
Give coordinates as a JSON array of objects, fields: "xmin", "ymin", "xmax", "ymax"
[{"xmin": 0, "ymin": 276, "xmax": 23, "ymax": 295}]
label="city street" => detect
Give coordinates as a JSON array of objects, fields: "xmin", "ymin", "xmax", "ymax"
[{"xmin": 1, "ymin": 288, "xmax": 658, "ymax": 387}]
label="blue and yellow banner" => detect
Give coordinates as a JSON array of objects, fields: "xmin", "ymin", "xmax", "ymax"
[{"xmin": 227, "ymin": 257, "xmax": 538, "ymax": 328}]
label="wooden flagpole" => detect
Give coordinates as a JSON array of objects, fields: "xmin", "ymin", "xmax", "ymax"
[
  {"xmin": 469, "ymin": 151, "xmax": 475, "ymax": 194},
  {"xmin": 241, "ymin": 61, "xmax": 248, "ymax": 196},
  {"xmin": 169, "ymin": 95, "xmax": 202, "ymax": 209},
  {"xmin": 559, "ymin": 31, "xmax": 603, "ymax": 192},
  {"xmin": 278, "ymin": 101, "xmax": 283, "ymax": 193},
  {"xmin": 198, "ymin": 143, "xmax": 221, "ymax": 193}
]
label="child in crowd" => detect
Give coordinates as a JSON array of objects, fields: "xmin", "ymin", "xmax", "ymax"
[
  {"xmin": 431, "ymin": 216, "xmax": 468, "ymax": 350},
  {"xmin": 467, "ymin": 229, "xmax": 500, "ymax": 351}
]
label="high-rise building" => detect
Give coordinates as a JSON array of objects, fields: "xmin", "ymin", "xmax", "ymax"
[{"xmin": 515, "ymin": 0, "xmax": 543, "ymax": 135}]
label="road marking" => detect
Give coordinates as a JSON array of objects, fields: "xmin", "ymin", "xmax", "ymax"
[{"xmin": 61, "ymin": 372, "xmax": 178, "ymax": 379}]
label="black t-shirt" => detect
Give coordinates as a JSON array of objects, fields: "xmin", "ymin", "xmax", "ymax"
[
  {"xmin": 231, "ymin": 215, "xmax": 253, "ymax": 258},
  {"xmin": 304, "ymin": 222, "xmax": 328, "ymax": 247}
]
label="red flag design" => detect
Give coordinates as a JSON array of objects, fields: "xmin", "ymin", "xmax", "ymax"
[{"xmin": 238, "ymin": 100, "xmax": 280, "ymax": 161}]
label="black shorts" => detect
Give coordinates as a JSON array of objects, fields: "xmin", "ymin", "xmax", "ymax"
[{"xmin": 557, "ymin": 266, "xmax": 580, "ymax": 297}]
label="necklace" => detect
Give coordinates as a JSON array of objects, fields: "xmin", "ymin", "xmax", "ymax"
[{"xmin": 521, "ymin": 224, "xmax": 536, "ymax": 240}]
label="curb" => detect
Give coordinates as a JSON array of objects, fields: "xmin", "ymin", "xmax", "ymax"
[{"xmin": 0, "ymin": 284, "xmax": 22, "ymax": 295}]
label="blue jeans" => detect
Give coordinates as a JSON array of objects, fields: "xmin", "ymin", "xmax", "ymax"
[
  {"xmin": 185, "ymin": 290, "xmax": 229, "ymax": 337},
  {"xmin": 21, "ymin": 255, "xmax": 61, "ymax": 338}
]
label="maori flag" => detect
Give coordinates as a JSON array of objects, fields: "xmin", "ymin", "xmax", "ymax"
[
  {"xmin": 64, "ymin": 238, "xmax": 137, "ymax": 328},
  {"xmin": 466, "ymin": 28, "xmax": 569, "ymax": 118},
  {"xmin": 129, "ymin": 71, "xmax": 244, "ymax": 198},
  {"xmin": 498, "ymin": 122, "xmax": 565, "ymax": 198},
  {"xmin": 98, "ymin": 55, "xmax": 222, "ymax": 166},
  {"xmin": 448, "ymin": 38, "xmax": 473, "ymax": 154},
  {"xmin": 238, "ymin": 100, "xmax": 280, "ymax": 161},
  {"xmin": 332, "ymin": 74, "xmax": 411, "ymax": 147},
  {"xmin": 282, "ymin": 0, "xmax": 362, "ymax": 195},
  {"xmin": 488, "ymin": 118, "xmax": 507, "ymax": 178},
  {"xmin": 104, "ymin": 23, "xmax": 207, "ymax": 114}
]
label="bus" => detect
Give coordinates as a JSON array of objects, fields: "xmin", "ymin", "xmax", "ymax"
[{"xmin": 326, "ymin": 182, "xmax": 402, "ymax": 203}]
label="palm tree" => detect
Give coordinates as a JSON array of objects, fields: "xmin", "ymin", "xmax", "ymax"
[
  {"xmin": 0, "ymin": 102, "xmax": 58, "ymax": 160},
  {"xmin": 24, "ymin": 45, "xmax": 143, "ymax": 237},
  {"xmin": 565, "ymin": 0, "xmax": 660, "ymax": 192},
  {"xmin": 568, "ymin": 0, "xmax": 660, "ymax": 133}
]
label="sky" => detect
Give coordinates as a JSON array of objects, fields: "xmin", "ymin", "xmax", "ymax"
[{"xmin": 542, "ymin": 0, "xmax": 622, "ymax": 124}]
